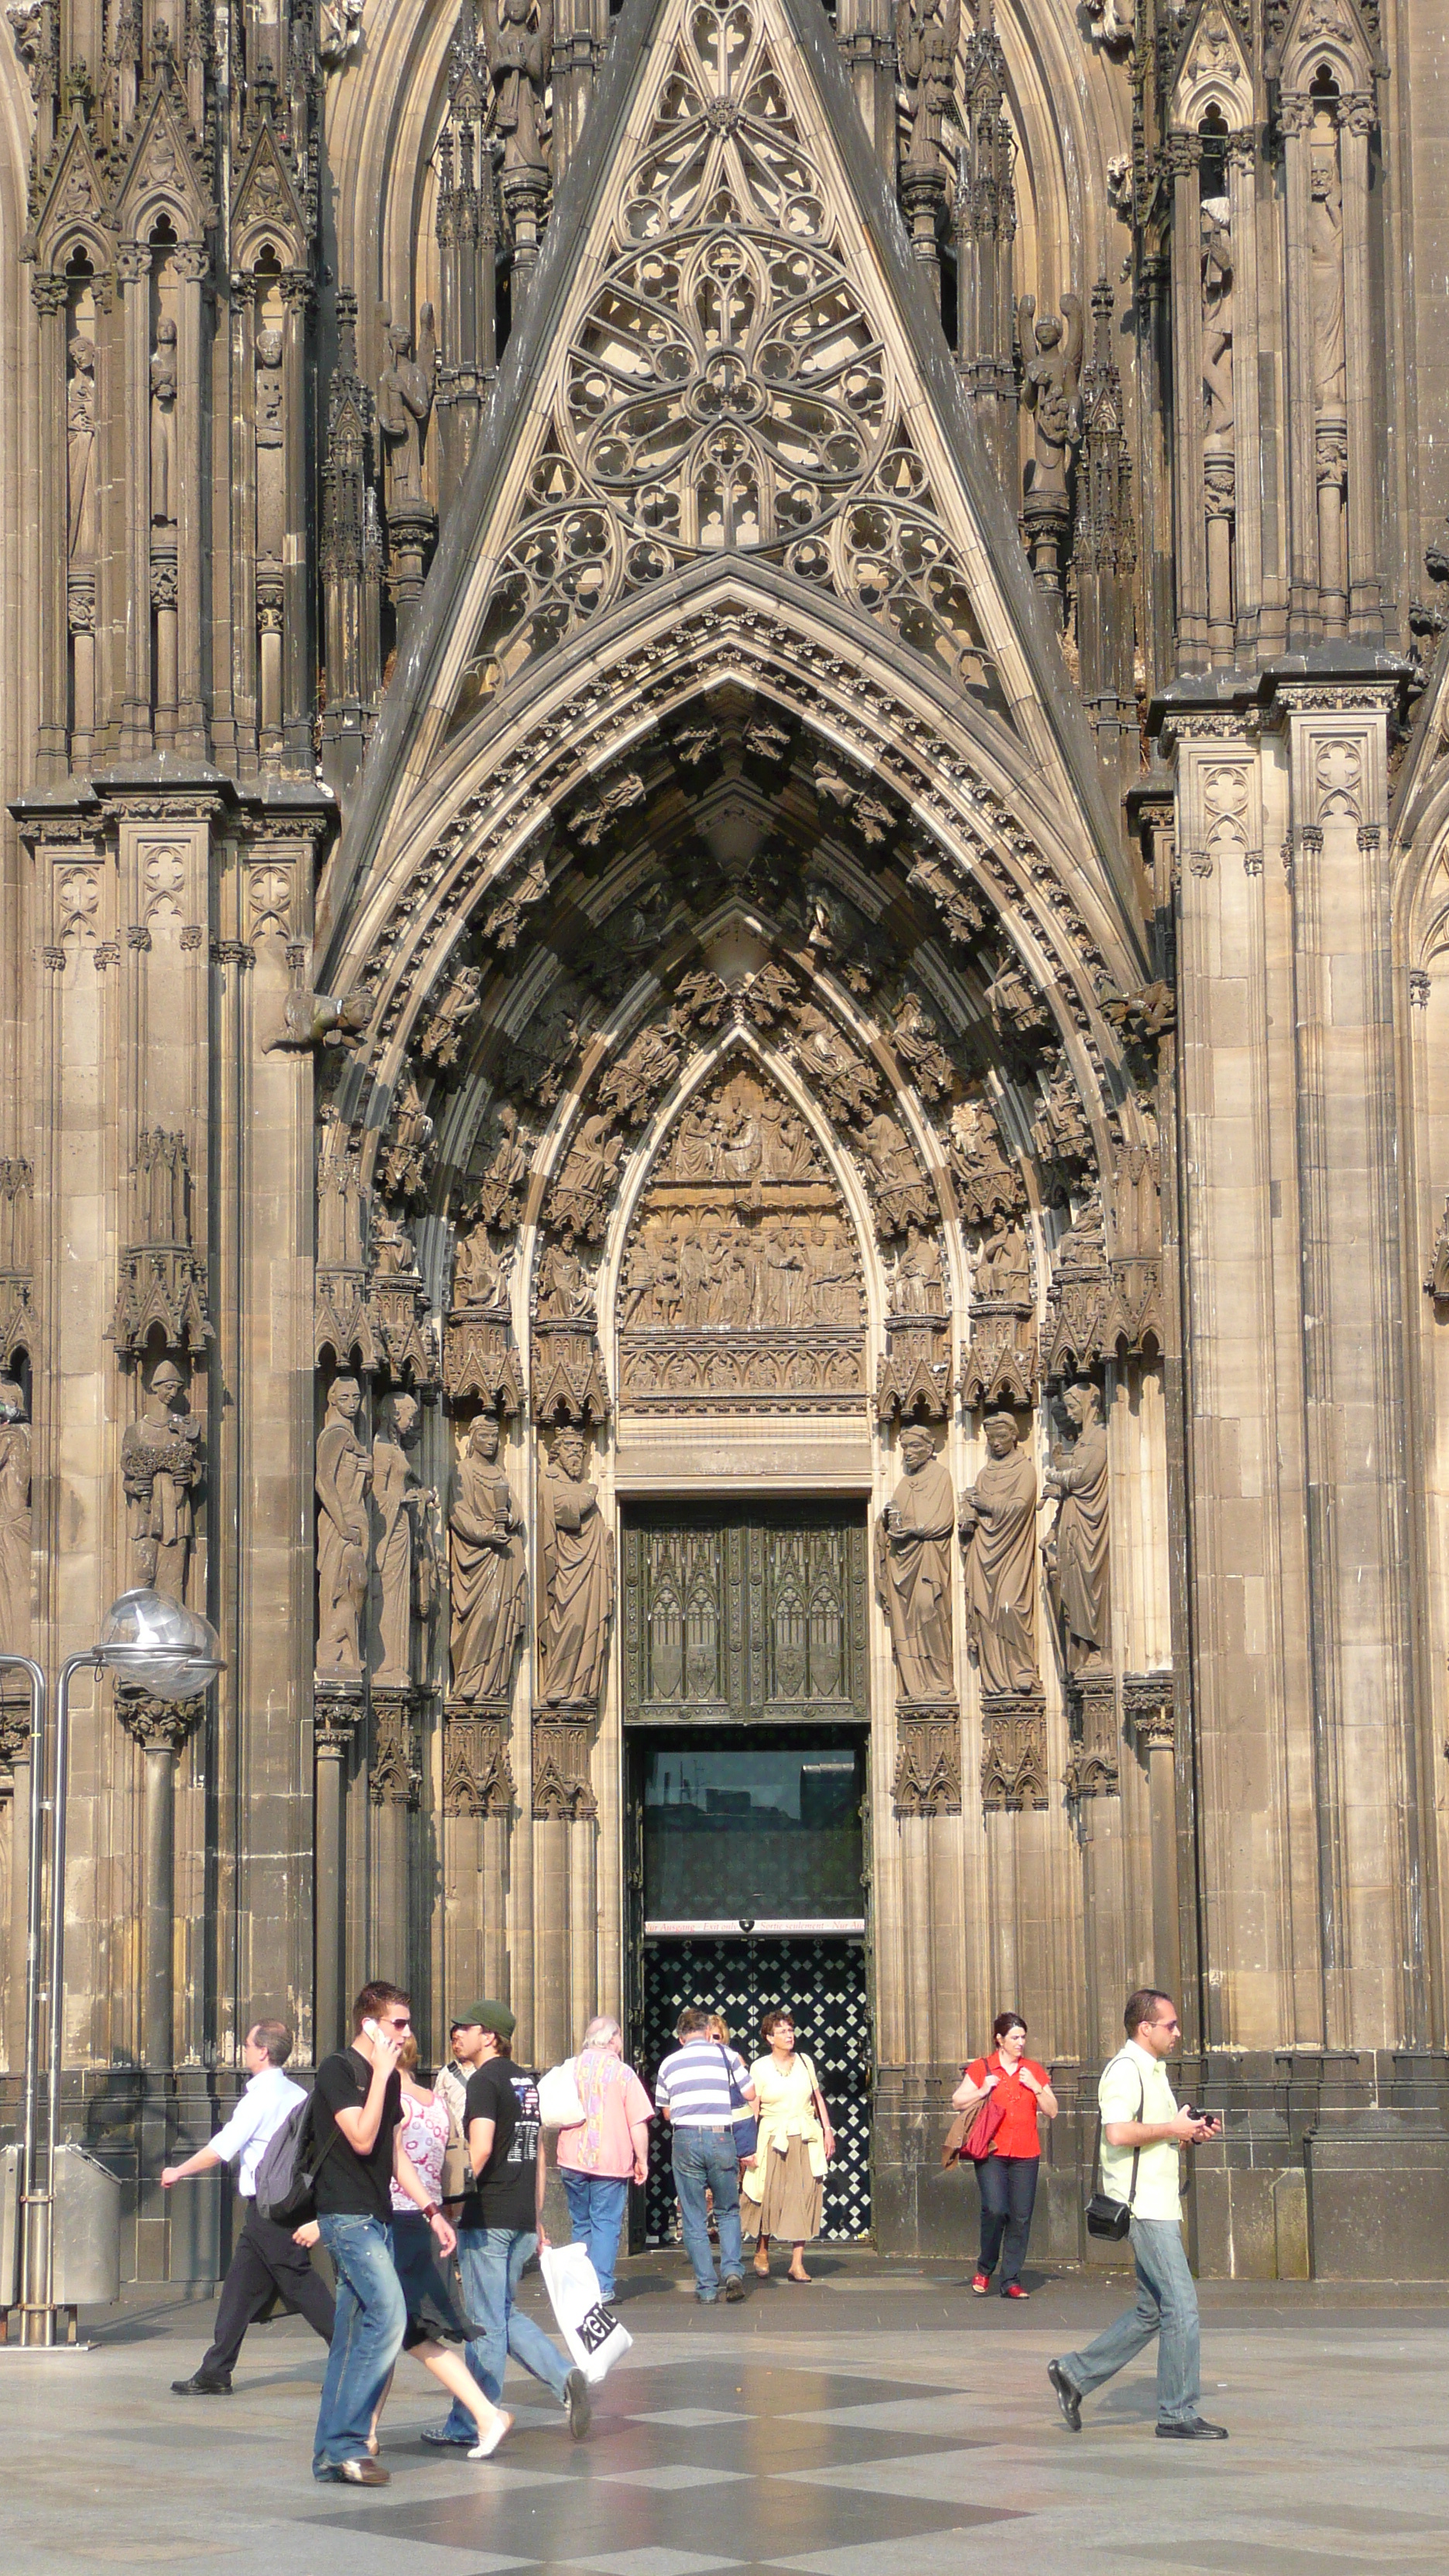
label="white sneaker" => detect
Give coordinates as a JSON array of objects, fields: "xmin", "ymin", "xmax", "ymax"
[{"xmin": 468, "ymin": 2410, "xmax": 512, "ymax": 2460}]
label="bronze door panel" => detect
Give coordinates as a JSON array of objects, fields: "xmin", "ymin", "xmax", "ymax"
[{"xmin": 623, "ymin": 1504, "xmax": 867, "ymax": 1726}]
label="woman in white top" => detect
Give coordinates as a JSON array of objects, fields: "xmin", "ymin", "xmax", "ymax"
[
  {"xmin": 369, "ymin": 2040, "xmax": 511, "ymax": 2460},
  {"xmin": 741, "ymin": 2006, "xmax": 834, "ymax": 2284}
]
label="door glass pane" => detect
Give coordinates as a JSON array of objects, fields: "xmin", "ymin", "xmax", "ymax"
[{"xmin": 641, "ymin": 1735, "xmax": 863, "ymax": 1920}]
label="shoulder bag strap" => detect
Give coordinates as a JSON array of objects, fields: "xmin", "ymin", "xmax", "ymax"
[
  {"xmin": 1091, "ymin": 2053, "xmax": 1143, "ymax": 2201},
  {"xmin": 1124, "ymin": 2067, "xmax": 1146, "ymax": 2211}
]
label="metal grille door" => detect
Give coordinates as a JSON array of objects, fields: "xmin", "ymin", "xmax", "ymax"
[{"xmin": 636, "ymin": 1935, "xmax": 872, "ymax": 2245}]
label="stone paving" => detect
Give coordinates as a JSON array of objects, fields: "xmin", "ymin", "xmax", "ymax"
[{"xmin": 2, "ymin": 2254, "xmax": 1446, "ymax": 2576}]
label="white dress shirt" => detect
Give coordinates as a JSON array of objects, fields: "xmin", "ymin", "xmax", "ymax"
[{"xmin": 210, "ymin": 2064, "xmax": 307, "ymax": 2198}]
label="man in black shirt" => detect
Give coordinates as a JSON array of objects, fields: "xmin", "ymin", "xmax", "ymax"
[
  {"xmin": 312, "ymin": 1981, "xmax": 458, "ymax": 2485},
  {"xmin": 423, "ymin": 1999, "xmax": 591, "ymax": 2449}
]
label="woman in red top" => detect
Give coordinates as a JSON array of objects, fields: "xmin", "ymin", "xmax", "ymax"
[{"xmin": 952, "ymin": 2011, "xmax": 1057, "ymax": 2300}]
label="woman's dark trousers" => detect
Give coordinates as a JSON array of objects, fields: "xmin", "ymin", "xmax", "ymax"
[{"xmin": 975, "ymin": 2153, "xmax": 1039, "ymax": 2287}]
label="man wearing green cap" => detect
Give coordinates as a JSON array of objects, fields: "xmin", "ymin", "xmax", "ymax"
[{"xmin": 423, "ymin": 2001, "xmax": 591, "ymax": 2448}]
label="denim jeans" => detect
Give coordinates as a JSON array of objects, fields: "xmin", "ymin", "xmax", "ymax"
[
  {"xmin": 671, "ymin": 2126, "xmax": 742, "ymax": 2298},
  {"xmin": 975, "ymin": 2153, "xmax": 1039, "ymax": 2287},
  {"xmin": 1057, "ymin": 2214, "xmax": 1201, "ymax": 2426},
  {"xmin": 560, "ymin": 2170, "xmax": 630, "ymax": 2303},
  {"xmin": 438, "ymin": 2226, "xmax": 572, "ymax": 2440},
  {"xmin": 313, "ymin": 2214, "xmax": 406, "ymax": 2476}
]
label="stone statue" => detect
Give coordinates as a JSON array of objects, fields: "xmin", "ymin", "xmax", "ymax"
[
  {"xmin": 372, "ymin": 1389, "xmax": 429, "ymax": 1687},
  {"xmin": 122, "ymin": 1357, "xmax": 203, "ymax": 1601},
  {"xmin": 67, "ymin": 337, "xmax": 97, "ymax": 558},
  {"xmin": 0, "ymin": 1372, "xmax": 31, "ymax": 1662},
  {"xmin": 1018, "ymin": 294, "xmax": 1083, "ymax": 505},
  {"xmin": 959, "ymin": 1410, "xmax": 1039, "ymax": 1694},
  {"xmin": 454, "ymin": 1223, "xmax": 507, "ymax": 1310},
  {"xmin": 448, "ymin": 1415, "xmax": 526, "ymax": 1703},
  {"xmin": 255, "ymin": 327, "xmax": 284, "ymax": 447},
  {"xmin": 376, "ymin": 306, "xmax": 437, "ymax": 509},
  {"xmin": 149, "ymin": 318, "xmax": 178, "ymax": 526},
  {"xmin": 474, "ymin": 1102, "xmax": 530, "ymax": 1231},
  {"xmin": 1043, "ymin": 1381, "xmax": 1111, "ymax": 1672},
  {"xmin": 535, "ymin": 1241, "xmax": 594, "ymax": 1321},
  {"xmin": 895, "ymin": 0, "xmax": 960, "ymax": 164},
  {"xmin": 316, "ymin": 1372, "xmax": 371, "ymax": 1676},
  {"xmin": 538, "ymin": 1427, "xmax": 614, "ymax": 1708},
  {"xmin": 1310, "ymin": 125, "xmax": 1346, "ymax": 406},
  {"xmin": 1201, "ymin": 197, "xmax": 1235, "ymax": 435},
  {"xmin": 891, "ymin": 1224, "xmax": 945, "ymax": 1315},
  {"xmin": 488, "ymin": 0, "xmax": 553, "ymax": 177},
  {"xmin": 876, "ymin": 1425, "xmax": 956, "ymax": 1701},
  {"xmin": 975, "ymin": 1211, "xmax": 1031, "ymax": 1304}
]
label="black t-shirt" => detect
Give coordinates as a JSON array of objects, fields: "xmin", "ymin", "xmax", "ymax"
[
  {"xmin": 461, "ymin": 2059, "xmax": 541, "ymax": 2231},
  {"xmin": 312, "ymin": 2047, "xmax": 403, "ymax": 2222}
]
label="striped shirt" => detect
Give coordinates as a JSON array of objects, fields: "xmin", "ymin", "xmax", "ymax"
[{"xmin": 655, "ymin": 2040, "xmax": 753, "ymax": 2128}]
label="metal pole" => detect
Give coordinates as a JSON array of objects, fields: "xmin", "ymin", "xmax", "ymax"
[
  {"xmin": 0, "ymin": 1656, "xmax": 44, "ymax": 2345},
  {"xmin": 37, "ymin": 1653, "xmax": 96, "ymax": 2344}
]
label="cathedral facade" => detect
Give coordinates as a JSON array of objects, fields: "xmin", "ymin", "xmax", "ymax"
[{"xmin": 1, "ymin": 0, "xmax": 1447, "ymax": 2283}]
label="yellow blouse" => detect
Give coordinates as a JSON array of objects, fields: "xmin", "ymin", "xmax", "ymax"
[{"xmin": 742, "ymin": 2052, "xmax": 827, "ymax": 2199}]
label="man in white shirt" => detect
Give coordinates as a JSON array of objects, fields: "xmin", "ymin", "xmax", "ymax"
[
  {"xmin": 1047, "ymin": 1989, "xmax": 1227, "ymax": 2441},
  {"xmin": 162, "ymin": 2019, "xmax": 335, "ymax": 2394}
]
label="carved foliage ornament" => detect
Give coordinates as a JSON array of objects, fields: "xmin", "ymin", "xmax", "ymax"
[{"xmin": 465, "ymin": 0, "xmax": 992, "ymax": 701}]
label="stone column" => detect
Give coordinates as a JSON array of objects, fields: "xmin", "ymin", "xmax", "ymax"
[
  {"xmin": 117, "ymin": 244, "xmax": 153, "ymax": 757},
  {"xmin": 314, "ymin": 1684, "xmax": 365, "ymax": 2058},
  {"xmin": 1125, "ymin": 1675, "xmax": 1179, "ymax": 1996},
  {"xmin": 173, "ymin": 244, "xmax": 208, "ymax": 755},
  {"xmin": 33, "ymin": 273, "xmax": 70, "ymax": 780},
  {"xmin": 1167, "ymin": 132, "xmax": 1208, "ymax": 667},
  {"xmin": 116, "ymin": 1692, "xmax": 207, "ymax": 2071},
  {"xmin": 1226, "ymin": 132, "xmax": 1265, "ymax": 656},
  {"xmin": 1338, "ymin": 98, "xmax": 1382, "ymax": 640},
  {"xmin": 369, "ymin": 1686, "xmax": 420, "ymax": 1979},
  {"xmin": 280, "ymin": 270, "xmax": 314, "ymax": 769},
  {"xmin": 1279, "ymin": 95, "xmax": 1321, "ymax": 641}
]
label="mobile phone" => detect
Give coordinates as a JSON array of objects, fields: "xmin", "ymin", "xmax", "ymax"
[{"xmin": 362, "ymin": 2016, "xmax": 384, "ymax": 2043}]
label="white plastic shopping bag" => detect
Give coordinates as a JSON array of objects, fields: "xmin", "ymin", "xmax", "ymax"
[{"xmin": 539, "ymin": 2240, "xmax": 633, "ymax": 2385}]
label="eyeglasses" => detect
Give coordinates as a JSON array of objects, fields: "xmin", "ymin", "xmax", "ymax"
[{"xmin": 382, "ymin": 2014, "xmax": 413, "ymax": 2030}]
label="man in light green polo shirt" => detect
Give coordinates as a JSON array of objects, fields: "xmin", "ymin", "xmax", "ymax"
[{"xmin": 1047, "ymin": 1989, "xmax": 1227, "ymax": 2441}]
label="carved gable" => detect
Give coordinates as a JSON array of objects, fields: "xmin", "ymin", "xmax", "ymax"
[{"xmin": 1170, "ymin": 3, "xmax": 1254, "ymax": 125}]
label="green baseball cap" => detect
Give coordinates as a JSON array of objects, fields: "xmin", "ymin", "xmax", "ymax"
[{"xmin": 450, "ymin": 1999, "xmax": 516, "ymax": 2040}]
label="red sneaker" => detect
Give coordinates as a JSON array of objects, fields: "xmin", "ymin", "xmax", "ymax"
[
  {"xmin": 1002, "ymin": 2282, "xmax": 1030, "ymax": 2300},
  {"xmin": 971, "ymin": 2271, "xmax": 991, "ymax": 2294}
]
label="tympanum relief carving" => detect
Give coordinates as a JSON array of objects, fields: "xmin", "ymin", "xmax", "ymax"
[{"xmin": 617, "ymin": 1067, "xmax": 866, "ymax": 1411}]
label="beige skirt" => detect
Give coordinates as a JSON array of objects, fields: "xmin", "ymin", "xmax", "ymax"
[{"xmin": 742, "ymin": 2132, "xmax": 824, "ymax": 2244}]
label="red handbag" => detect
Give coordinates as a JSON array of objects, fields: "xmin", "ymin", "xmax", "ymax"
[{"xmin": 963, "ymin": 2084, "xmax": 1009, "ymax": 2163}]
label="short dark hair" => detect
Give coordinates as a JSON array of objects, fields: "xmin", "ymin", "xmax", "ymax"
[
  {"xmin": 676, "ymin": 2006, "xmax": 714, "ymax": 2040},
  {"xmin": 760, "ymin": 2004, "xmax": 795, "ymax": 2044},
  {"xmin": 351, "ymin": 1981, "xmax": 412, "ymax": 2036},
  {"xmin": 248, "ymin": 2019, "xmax": 293, "ymax": 2067},
  {"xmin": 992, "ymin": 2010, "xmax": 1026, "ymax": 2045},
  {"xmin": 1124, "ymin": 1988, "xmax": 1175, "ymax": 2037}
]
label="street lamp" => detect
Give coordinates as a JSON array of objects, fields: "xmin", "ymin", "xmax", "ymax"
[{"xmin": 1, "ymin": 1588, "xmax": 223, "ymax": 2350}]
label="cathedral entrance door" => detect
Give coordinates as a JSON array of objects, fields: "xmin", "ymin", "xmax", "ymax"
[{"xmin": 622, "ymin": 1505, "xmax": 873, "ymax": 2244}]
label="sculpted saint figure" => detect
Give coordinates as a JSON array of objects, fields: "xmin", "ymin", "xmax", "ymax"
[
  {"xmin": 448, "ymin": 1416, "xmax": 526, "ymax": 1703},
  {"xmin": 1017, "ymin": 294, "xmax": 1083, "ymax": 505},
  {"xmin": 975, "ymin": 1211, "xmax": 1031, "ymax": 1303},
  {"xmin": 474, "ymin": 1102, "xmax": 529, "ymax": 1230},
  {"xmin": 876, "ymin": 1425, "xmax": 956, "ymax": 1702},
  {"xmin": 891, "ymin": 1224, "xmax": 944, "ymax": 1316},
  {"xmin": 372, "ymin": 1390, "xmax": 429, "ymax": 1687},
  {"xmin": 489, "ymin": 0, "xmax": 553, "ymax": 176},
  {"xmin": 538, "ymin": 1427, "xmax": 614, "ymax": 1708},
  {"xmin": 1043, "ymin": 1382, "xmax": 1111, "ymax": 1672},
  {"xmin": 376, "ymin": 307, "xmax": 437, "ymax": 509},
  {"xmin": 316, "ymin": 1373, "xmax": 371, "ymax": 1676},
  {"xmin": 535, "ymin": 1241, "xmax": 594, "ymax": 1321},
  {"xmin": 67, "ymin": 337, "xmax": 97, "ymax": 557},
  {"xmin": 0, "ymin": 1373, "xmax": 31, "ymax": 1661},
  {"xmin": 1201, "ymin": 197, "xmax": 1235, "ymax": 435},
  {"xmin": 959, "ymin": 1411, "xmax": 1039, "ymax": 1694},
  {"xmin": 122, "ymin": 1357, "xmax": 204, "ymax": 1601},
  {"xmin": 150, "ymin": 319, "xmax": 178, "ymax": 524},
  {"xmin": 1309, "ymin": 127, "xmax": 1346, "ymax": 407},
  {"xmin": 454, "ymin": 1223, "xmax": 506, "ymax": 1309}
]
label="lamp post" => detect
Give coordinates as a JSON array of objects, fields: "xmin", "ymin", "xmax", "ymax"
[{"xmin": 1, "ymin": 1588, "xmax": 223, "ymax": 2349}]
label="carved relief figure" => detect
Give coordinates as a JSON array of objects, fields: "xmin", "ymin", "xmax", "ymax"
[
  {"xmin": 858, "ymin": 1110, "xmax": 932, "ymax": 1231},
  {"xmin": 1043, "ymin": 1381, "xmax": 1110, "ymax": 1671},
  {"xmin": 974, "ymin": 1211, "xmax": 1031, "ymax": 1303},
  {"xmin": 454, "ymin": 1223, "xmax": 506, "ymax": 1309},
  {"xmin": 959, "ymin": 1411, "xmax": 1039, "ymax": 1694},
  {"xmin": 372, "ymin": 1389, "xmax": 429, "ymax": 1687},
  {"xmin": 0, "ymin": 1373, "xmax": 31, "ymax": 1660},
  {"xmin": 1201, "ymin": 197, "xmax": 1234, "ymax": 434},
  {"xmin": 891, "ymin": 1224, "xmax": 945, "ymax": 1314},
  {"xmin": 448, "ymin": 1414, "xmax": 526, "ymax": 1703},
  {"xmin": 896, "ymin": 0, "xmax": 960, "ymax": 163},
  {"xmin": 474, "ymin": 1102, "xmax": 530, "ymax": 1230},
  {"xmin": 535, "ymin": 1240, "xmax": 595, "ymax": 1321},
  {"xmin": 1017, "ymin": 294, "xmax": 1083, "ymax": 504},
  {"xmin": 538, "ymin": 1427, "xmax": 614, "ymax": 1707},
  {"xmin": 489, "ymin": 0, "xmax": 553, "ymax": 176},
  {"xmin": 876, "ymin": 1426, "xmax": 956, "ymax": 1701},
  {"xmin": 377, "ymin": 307, "xmax": 437, "ymax": 509},
  {"xmin": 255, "ymin": 328, "xmax": 285, "ymax": 447},
  {"xmin": 316, "ymin": 1373, "xmax": 371, "ymax": 1676},
  {"xmin": 67, "ymin": 337, "xmax": 98, "ymax": 557},
  {"xmin": 150, "ymin": 319, "xmax": 178, "ymax": 525},
  {"xmin": 122, "ymin": 1356, "xmax": 204, "ymax": 1601},
  {"xmin": 1310, "ymin": 122, "xmax": 1347, "ymax": 406}
]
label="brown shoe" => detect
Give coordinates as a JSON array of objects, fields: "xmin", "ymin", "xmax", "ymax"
[{"xmin": 334, "ymin": 2458, "xmax": 390, "ymax": 2485}]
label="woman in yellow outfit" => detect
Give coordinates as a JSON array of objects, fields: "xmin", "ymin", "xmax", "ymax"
[{"xmin": 742, "ymin": 2006, "xmax": 834, "ymax": 2283}]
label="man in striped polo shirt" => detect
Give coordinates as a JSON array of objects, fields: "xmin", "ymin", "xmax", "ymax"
[{"xmin": 656, "ymin": 2008, "xmax": 758, "ymax": 2305}]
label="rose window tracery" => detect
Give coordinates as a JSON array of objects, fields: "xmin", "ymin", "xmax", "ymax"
[{"xmin": 469, "ymin": 0, "xmax": 992, "ymax": 697}]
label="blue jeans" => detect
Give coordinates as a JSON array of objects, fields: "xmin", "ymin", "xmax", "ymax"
[
  {"xmin": 672, "ymin": 2126, "xmax": 742, "ymax": 2298},
  {"xmin": 439, "ymin": 2226, "xmax": 572, "ymax": 2440},
  {"xmin": 1057, "ymin": 2214, "xmax": 1201, "ymax": 2426},
  {"xmin": 313, "ymin": 2214, "xmax": 406, "ymax": 2476},
  {"xmin": 976, "ymin": 2153, "xmax": 1039, "ymax": 2287},
  {"xmin": 560, "ymin": 2170, "xmax": 629, "ymax": 2303}
]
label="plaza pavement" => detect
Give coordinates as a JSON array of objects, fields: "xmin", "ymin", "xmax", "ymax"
[{"xmin": 1, "ymin": 2251, "xmax": 1444, "ymax": 2576}]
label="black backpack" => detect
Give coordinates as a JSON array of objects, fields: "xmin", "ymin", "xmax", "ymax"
[{"xmin": 253, "ymin": 2091, "xmax": 338, "ymax": 2228}]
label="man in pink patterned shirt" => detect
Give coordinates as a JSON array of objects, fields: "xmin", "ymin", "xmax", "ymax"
[{"xmin": 550, "ymin": 2016, "xmax": 653, "ymax": 2303}]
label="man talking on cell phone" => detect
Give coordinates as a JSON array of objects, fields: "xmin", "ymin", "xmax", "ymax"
[{"xmin": 1047, "ymin": 1989, "xmax": 1227, "ymax": 2442}]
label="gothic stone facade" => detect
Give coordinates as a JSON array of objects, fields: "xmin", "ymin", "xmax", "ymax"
[{"xmin": 1, "ymin": 0, "xmax": 1448, "ymax": 2283}]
